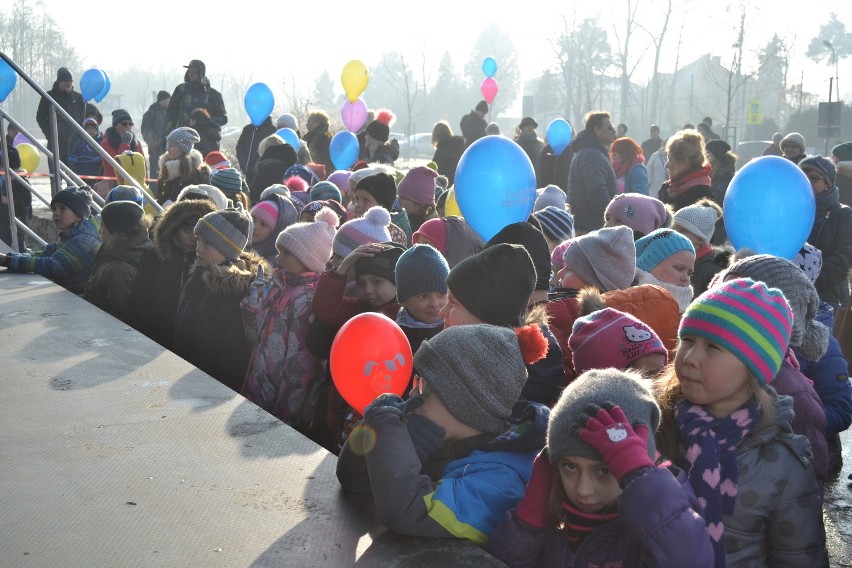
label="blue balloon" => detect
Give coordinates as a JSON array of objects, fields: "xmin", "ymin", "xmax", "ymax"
[
  {"xmin": 0, "ymin": 58, "xmax": 16, "ymax": 102},
  {"xmin": 275, "ymin": 127, "xmax": 300, "ymax": 151},
  {"xmin": 546, "ymin": 119, "xmax": 573, "ymax": 156},
  {"xmin": 455, "ymin": 136, "xmax": 536, "ymax": 242},
  {"xmin": 94, "ymin": 71, "xmax": 111, "ymax": 103},
  {"xmin": 329, "ymin": 131, "xmax": 359, "ymax": 170},
  {"xmin": 244, "ymin": 83, "xmax": 274, "ymax": 127},
  {"xmin": 481, "ymin": 57, "xmax": 498, "ymax": 78},
  {"xmin": 79, "ymin": 69, "xmax": 106, "ymax": 102},
  {"xmin": 724, "ymin": 155, "xmax": 815, "ymax": 259}
]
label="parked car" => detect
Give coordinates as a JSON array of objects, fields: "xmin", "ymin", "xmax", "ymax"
[
  {"xmin": 735, "ymin": 140, "xmax": 771, "ymax": 169},
  {"xmin": 397, "ymin": 133, "xmax": 434, "ymax": 160}
]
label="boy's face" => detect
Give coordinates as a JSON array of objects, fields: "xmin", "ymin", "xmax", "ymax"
[
  {"xmin": 85, "ymin": 125, "xmax": 98, "ymax": 137},
  {"xmin": 357, "ymin": 274, "xmax": 396, "ymax": 306},
  {"xmin": 52, "ymin": 203, "xmax": 82, "ymax": 231},
  {"xmin": 402, "ymin": 291, "xmax": 448, "ymax": 325},
  {"xmin": 195, "ymin": 236, "xmax": 228, "ymax": 266},
  {"xmin": 353, "ymin": 189, "xmax": 381, "ymax": 217},
  {"xmin": 439, "ymin": 290, "xmax": 483, "ymax": 327},
  {"xmin": 557, "ymin": 455, "xmax": 622, "ymax": 513}
]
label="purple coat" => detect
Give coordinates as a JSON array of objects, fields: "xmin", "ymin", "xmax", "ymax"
[{"xmin": 486, "ymin": 466, "xmax": 713, "ymax": 568}]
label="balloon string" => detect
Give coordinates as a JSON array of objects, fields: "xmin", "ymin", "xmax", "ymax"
[{"xmin": 245, "ymin": 127, "xmax": 258, "ymax": 174}]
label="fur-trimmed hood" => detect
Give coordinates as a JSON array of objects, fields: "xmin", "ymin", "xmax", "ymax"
[
  {"xmin": 154, "ymin": 199, "xmax": 216, "ymax": 261},
  {"xmin": 159, "ymin": 149, "xmax": 205, "ymax": 181},
  {"xmin": 190, "ymin": 251, "xmax": 269, "ymax": 297}
]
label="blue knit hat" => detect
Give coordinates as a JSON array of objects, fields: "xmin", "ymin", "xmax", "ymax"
[
  {"xmin": 309, "ymin": 181, "xmax": 342, "ymax": 203},
  {"xmin": 533, "ymin": 206, "xmax": 574, "ymax": 243},
  {"xmin": 209, "ymin": 167, "xmax": 244, "ymax": 195},
  {"xmin": 285, "ymin": 164, "xmax": 316, "ymax": 186},
  {"xmin": 635, "ymin": 228, "xmax": 695, "ymax": 272},
  {"xmin": 394, "ymin": 244, "xmax": 450, "ymax": 303}
]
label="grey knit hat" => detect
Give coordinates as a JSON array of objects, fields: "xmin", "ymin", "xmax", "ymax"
[
  {"xmin": 167, "ymin": 127, "xmax": 201, "ymax": 154},
  {"xmin": 725, "ymin": 254, "xmax": 830, "ymax": 361},
  {"xmin": 547, "ymin": 368, "xmax": 660, "ymax": 464},
  {"xmin": 50, "ymin": 186, "xmax": 93, "ymax": 220},
  {"xmin": 533, "ymin": 185, "xmax": 566, "ymax": 212},
  {"xmin": 562, "ymin": 225, "xmax": 636, "ymax": 291},
  {"xmin": 194, "ymin": 205, "xmax": 253, "ymax": 261},
  {"xmin": 799, "ymin": 155, "xmax": 836, "ymax": 187},
  {"xmin": 673, "ymin": 202, "xmax": 719, "ymax": 245},
  {"xmin": 414, "ymin": 324, "xmax": 528, "ymax": 434},
  {"xmin": 781, "ymin": 132, "xmax": 806, "ymax": 154}
]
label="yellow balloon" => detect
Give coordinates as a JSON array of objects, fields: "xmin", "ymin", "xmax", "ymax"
[
  {"xmin": 341, "ymin": 60, "xmax": 369, "ymax": 103},
  {"xmin": 445, "ymin": 187, "xmax": 462, "ymax": 217},
  {"xmin": 16, "ymin": 143, "xmax": 39, "ymax": 174}
]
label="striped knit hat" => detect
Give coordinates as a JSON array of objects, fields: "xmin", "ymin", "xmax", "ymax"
[
  {"xmin": 533, "ymin": 206, "xmax": 574, "ymax": 243},
  {"xmin": 209, "ymin": 167, "xmax": 244, "ymax": 195},
  {"xmin": 194, "ymin": 205, "xmax": 253, "ymax": 261},
  {"xmin": 679, "ymin": 278, "xmax": 793, "ymax": 385},
  {"xmin": 332, "ymin": 206, "xmax": 392, "ymax": 258}
]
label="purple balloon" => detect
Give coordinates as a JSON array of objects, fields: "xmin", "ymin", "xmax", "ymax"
[
  {"xmin": 341, "ymin": 98, "xmax": 368, "ymax": 132},
  {"xmin": 13, "ymin": 133, "xmax": 30, "ymax": 147}
]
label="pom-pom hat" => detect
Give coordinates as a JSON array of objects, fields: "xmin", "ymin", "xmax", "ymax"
[
  {"xmin": 276, "ymin": 207, "xmax": 339, "ymax": 272},
  {"xmin": 333, "ymin": 206, "xmax": 392, "ymax": 258}
]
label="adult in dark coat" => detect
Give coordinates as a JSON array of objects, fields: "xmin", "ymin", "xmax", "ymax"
[
  {"xmin": 831, "ymin": 142, "xmax": 852, "ymax": 207},
  {"xmin": 705, "ymin": 139, "xmax": 737, "ymax": 245},
  {"xmin": 303, "ymin": 111, "xmax": 333, "ymax": 175},
  {"xmin": 236, "ymin": 116, "xmax": 275, "ymax": 174},
  {"xmin": 459, "ymin": 101, "xmax": 488, "ymax": 148},
  {"xmin": 162, "ymin": 60, "xmax": 227, "ymax": 148},
  {"xmin": 189, "ymin": 108, "xmax": 221, "ymax": 158},
  {"xmin": 247, "ymin": 139, "xmax": 298, "ymax": 203},
  {"xmin": 515, "ymin": 116, "xmax": 544, "ymax": 172},
  {"xmin": 430, "ymin": 121, "xmax": 465, "ymax": 187},
  {"xmin": 141, "ymin": 91, "xmax": 171, "ymax": 181},
  {"xmin": 535, "ymin": 145, "xmax": 573, "ymax": 191},
  {"xmin": 566, "ymin": 112, "xmax": 617, "ymax": 234},
  {"xmin": 36, "ymin": 67, "xmax": 85, "ymax": 163},
  {"xmin": 658, "ymin": 129, "xmax": 713, "ymax": 212}
]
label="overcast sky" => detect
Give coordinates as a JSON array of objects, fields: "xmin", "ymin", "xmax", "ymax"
[{"xmin": 39, "ymin": 0, "xmax": 849, "ymax": 103}]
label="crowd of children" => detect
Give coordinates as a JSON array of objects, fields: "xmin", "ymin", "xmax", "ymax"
[{"xmin": 3, "ymin": 119, "xmax": 850, "ymax": 567}]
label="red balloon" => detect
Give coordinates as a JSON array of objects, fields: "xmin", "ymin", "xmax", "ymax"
[
  {"xmin": 329, "ymin": 313, "xmax": 413, "ymax": 415},
  {"xmin": 480, "ymin": 77, "xmax": 498, "ymax": 104}
]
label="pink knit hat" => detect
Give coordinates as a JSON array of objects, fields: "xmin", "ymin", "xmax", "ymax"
[
  {"xmin": 276, "ymin": 207, "xmax": 340, "ymax": 272},
  {"xmin": 412, "ymin": 217, "xmax": 447, "ymax": 255},
  {"xmin": 250, "ymin": 201, "xmax": 279, "ymax": 228},
  {"xmin": 604, "ymin": 194, "xmax": 668, "ymax": 237},
  {"xmin": 570, "ymin": 308, "xmax": 668, "ymax": 375},
  {"xmin": 398, "ymin": 166, "xmax": 438, "ymax": 205},
  {"xmin": 551, "ymin": 240, "xmax": 573, "ymax": 272},
  {"xmin": 327, "ymin": 170, "xmax": 353, "ymax": 195}
]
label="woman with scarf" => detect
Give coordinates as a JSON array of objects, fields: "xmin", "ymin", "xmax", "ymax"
[
  {"xmin": 658, "ymin": 130, "xmax": 713, "ymax": 211},
  {"xmin": 610, "ymin": 137, "xmax": 648, "ymax": 194}
]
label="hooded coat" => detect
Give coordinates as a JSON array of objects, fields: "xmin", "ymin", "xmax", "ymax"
[
  {"xmin": 163, "ymin": 61, "xmax": 227, "ymax": 142},
  {"xmin": 157, "ymin": 149, "xmax": 211, "ymax": 204},
  {"xmin": 567, "ymin": 129, "xmax": 617, "ymax": 234},
  {"xmin": 809, "ymin": 186, "xmax": 852, "ymax": 308},
  {"xmin": 84, "ymin": 229, "xmax": 154, "ymax": 323}
]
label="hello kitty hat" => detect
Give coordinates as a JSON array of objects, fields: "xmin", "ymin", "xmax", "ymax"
[{"xmin": 569, "ymin": 307, "xmax": 668, "ymax": 375}]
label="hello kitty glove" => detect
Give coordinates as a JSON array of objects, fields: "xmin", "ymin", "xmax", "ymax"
[{"xmin": 577, "ymin": 403, "xmax": 653, "ymax": 483}]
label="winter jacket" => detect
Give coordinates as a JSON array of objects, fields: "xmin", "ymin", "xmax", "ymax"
[
  {"xmin": 567, "ymin": 129, "xmax": 617, "ymax": 234},
  {"xmin": 443, "ymin": 216, "xmax": 485, "ymax": 268},
  {"xmin": 236, "ymin": 117, "xmax": 276, "ymax": 174},
  {"xmin": 459, "ymin": 111, "xmax": 487, "ymax": 147},
  {"xmin": 141, "ymin": 101, "xmax": 167, "ymax": 151},
  {"xmin": 535, "ymin": 145, "xmax": 572, "ymax": 192},
  {"xmin": 173, "ymin": 251, "xmax": 268, "ymax": 392},
  {"xmin": 709, "ymin": 160, "xmax": 735, "ymax": 206},
  {"xmin": 5, "ymin": 218, "xmax": 101, "ymax": 295},
  {"xmin": 621, "ymin": 162, "xmax": 649, "ymax": 194},
  {"xmin": 83, "ymin": 231, "xmax": 154, "ymax": 323},
  {"xmin": 521, "ymin": 324, "xmax": 565, "ymax": 406},
  {"xmin": 771, "ymin": 356, "xmax": 828, "ymax": 498},
  {"xmin": 241, "ymin": 269, "xmax": 325, "ymax": 429},
  {"xmin": 691, "ymin": 245, "xmax": 731, "ymax": 297},
  {"xmin": 163, "ymin": 62, "xmax": 227, "ymax": 141},
  {"xmin": 486, "ymin": 465, "xmax": 714, "ymax": 568},
  {"xmin": 68, "ymin": 135, "xmax": 102, "ymax": 177},
  {"xmin": 304, "ymin": 124, "xmax": 333, "ymax": 175},
  {"xmin": 101, "ymin": 127, "xmax": 145, "ymax": 181},
  {"xmin": 646, "ymin": 148, "xmax": 668, "ymax": 198},
  {"xmin": 128, "ymin": 199, "xmax": 215, "ymax": 350},
  {"xmin": 640, "ymin": 137, "xmax": 663, "ymax": 161},
  {"xmin": 516, "ymin": 133, "xmax": 543, "ymax": 171},
  {"xmin": 368, "ymin": 140, "xmax": 400, "ymax": 166},
  {"xmin": 337, "ymin": 401, "xmax": 548, "ymax": 545},
  {"xmin": 248, "ymin": 144, "xmax": 298, "ymax": 203},
  {"xmin": 796, "ymin": 303, "xmax": 852, "ymax": 436},
  {"xmin": 156, "ymin": 150, "xmax": 211, "ymax": 204},
  {"xmin": 658, "ymin": 181, "xmax": 713, "ymax": 211},
  {"xmin": 809, "ymin": 186, "xmax": 852, "ymax": 308},
  {"xmin": 192, "ymin": 118, "xmax": 221, "ymax": 158},
  {"xmin": 432, "ymin": 136, "xmax": 466, "ymax": 187},
  {"xmin": 36, "ymin": 82, "xmax": 85, "ymax": 159}
]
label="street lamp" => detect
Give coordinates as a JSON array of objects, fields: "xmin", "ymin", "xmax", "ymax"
[{"xmin": 823, "ymin": 40, "xmax": 837, "ymax": 155}]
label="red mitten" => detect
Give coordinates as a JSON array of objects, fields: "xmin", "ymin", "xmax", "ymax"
[
  {"xmin": 514, "ymin": 451, "xmax": 554, "ymax": 529},
  {"xmin": 577, "ymin": 404, "xmax": 654, "ymax": 483}
]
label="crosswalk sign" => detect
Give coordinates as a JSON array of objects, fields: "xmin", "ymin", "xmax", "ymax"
[{"xmin": 748, "ymin": 100, "xmax": 762, "ymax": 125}]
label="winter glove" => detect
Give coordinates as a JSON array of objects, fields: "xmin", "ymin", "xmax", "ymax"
[
  {"xmin": 363, "ymin": 393, "xmax": 417, "ymax": 420},
  {"xmin": 514, "ymin": 450, "xmax": 554, "ymax": 529},
  {"xmin": 120, "ymin": 130, "xmax": 134, "ymax": 145},
  {"xmin": 247, "ymin": 264, "xmax": 270, "ymax": 307},
  {"xmin": 405, "ymin": 412, "xmax": 445, "ymax": 461},
  {"xmin": 577, "ymin": 403, "xmax": 654, "ymax": 483}
]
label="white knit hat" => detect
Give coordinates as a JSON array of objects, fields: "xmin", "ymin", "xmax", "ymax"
[
  {"xmin": 332, "ymin": 206, "xmax": 392, "ymax": 257},
  {"xmin": 177, "ymin": 184, "xmax": 229, "ymax": 211},
  {"xmin": 673, "ymin": 202, "xmax": 719, "ymax": 245},
  {"xmin": 276, "ymin": 207, "xmax": 339, "ymax": 272}
]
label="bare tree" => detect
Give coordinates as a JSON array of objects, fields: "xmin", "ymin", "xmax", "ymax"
[
  {"xmin": 612, "ymin": 0, "xmax": 651, "ymax": 126},
  {"xmin": 371, "ymin": 51, "xmax": 425, "ymax": 140},
  {"xmin": 636, "ymin": 0, "xmax": 673, "ymax": 125},
  {"xmin": 551, "ymin": 16, "xmax": 613, "ymax": 122}
]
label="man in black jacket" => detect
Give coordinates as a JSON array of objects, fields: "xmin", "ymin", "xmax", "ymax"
[
  {"xmin": 459, "ymin": 101, "xmax": 488, "ymax": 148},
  {"xmin": 36, "ymin": 67, "xmax": 85, "ymax": 164},
  {"xmin": 141, "ymin": 91, "xmax": 171, "ymax": 183},
  {"xmin": 567, "ymin": 111, "xmax": 617, "ymax": 234}
]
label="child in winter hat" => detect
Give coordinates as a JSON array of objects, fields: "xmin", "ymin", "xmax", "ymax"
[
  {"xmin": 159, "ymin": 128, "xmax": 210, "ymax": 205},
  {"xmin": 672, "ymin": 198, "xmax": 727, "ymax": 296},
  {"xmin": 167, "ymin": 127, "xmax": 201, "ymax": 154},
  {"xmin": 533, "ymin": 185, "xmax": 566, "ymax": 212},
  {"xmin": 604, "ymin": 193, "xmax": 670, "ymax": 239},
  {"xmin": 394, "ymin": 244, "xmax": 449, "ymax": 357},
  {"xmin": 338, "ymin": 323, "xmax": 549, "ymax": 544},
  {"xmin": 249, "ymin": 194, "xmax": 299, "ymax": 265},
  {"xmin": 177, "ymin": 184, "xmax": 229, "ymax": 211},
  {"xmin": 241, "ymin": 208, "xmax": 339, "ymax": 430},
  {"xmin": 397, "ymin": 166, "xmax": 438, "ymax": 231},
  {"xmin": 533, "ymin": 206, "xmax": 575, "ymax": 251},
  {"xmin": 634, "ymin": 228, "xmax": 695, "ymax": 312},
  {"xmin": 210, "ymin": 167, "xmax": 249, "ymax": 209},
  {"xmin": 353, "ymin": 172, "xmax": 398, "ymax": 214},
  {"xmin": 194, "ymin": 206, "xmax": 253, "ymax": 265},
  {"xmin": 309, "ymin": 181, "xmax": 342, "ymax": 203},
  {"xmin": 558, "ymin": 225, "xmax": 636, "ymax": 292},
  {"xmin": 487, "ymin": 369, "xmax": 711, "ymax": 567},
  {"xmin": 331, "ymin": 206, "xmax": 393, "ymax": 268}
]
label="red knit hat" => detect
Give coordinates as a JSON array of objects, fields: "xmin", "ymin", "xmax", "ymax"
[
  {"xmin": 205, "ymin": 151, "xmax": 231, "ymax": 171},
  {"xmin": 412, "ymin": 217, "xmax": 447, "ymax": 255}
]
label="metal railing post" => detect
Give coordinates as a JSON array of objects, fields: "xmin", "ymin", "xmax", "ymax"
[
  {"xmin": 49, "ymin": 106, "xmax": 62, "ymax": 197},
  {"xmin": 0, "ymin": 117, "xmax": 20, "ymax": 251}
]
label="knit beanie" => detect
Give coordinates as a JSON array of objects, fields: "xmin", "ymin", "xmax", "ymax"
[
  {"xmin": 398, "ymin": 166, "xmax": 438, "ymax": 205},
  {"xmin": 105, "ymin": 185, "xmax": 144, "ymax": 206},
  {"xmin": 475, "ymin": 100, "xmax": 489, "ymax": 113},
  {"xmin": 354, "ymin": 243, "xmax": 406, "ymax": 283},
  {"xmin": 412, "ymin": 218, "xmax": 448, "ymax": 255},
  {"xmin": 276, "ymin": 114, "xmax": 298, "ymax": 131},
  {"xmin": 157, "ymin": 90, "xmax": 170, "ymax": 102},
  {"xmin": 679, "ymin": 278, "xmax": 793, "ymax": 385},
  {"xmin": 673, "ymin": 202, "xmax": 718, "ymax": 245},
  {"xmin": 791, "ymin": 243, "xmax": 822, "ymax": 284},
  {"xmin": 276, "ymin": 207, "xmax": 339, "ymax": 272},
  {"xmin": 177, "ymin": 184, "xmax": 229, "ymax": 211},
  {"xmin": 285, "ymin": 164, "xmax": 316, "ymax": 186},
  {"xmin": 355, "ymin": 172, "xmax": 397, "ymax": 211},
  {"xmin": 101, "ymin": 200, "xmax": 144, "ymax": 234},
  {"xmin": 333, "ymin": 206, "xmax": 393, "ymax": 258},
  {"xmin": 395, "ymin": 244, "xmax": 450, "ymax": 302},
  {"xmin": 209, "ymin": 167, "xmax": 244, "ymax": 195},
  {"xmin": 260, "ymin": 184, "xmax": 291, "ymax": 200},
  {"xmin": 799, "ymin": 155, "xmax": 836, "ymax": 187},
  {"xmin": 167, "ymin": 127, "xmax": 200, "ymax": 154},
  {"xmin": 50, "ymin": 186, "xmax": 93, "ymax": 220},
  {"xmin": 204, "ymin": 151, "xmax": 231, "ymax": 171},
  {"xmin": 604, "ymin": 193, "xmax": 668, "ymax": 238},
  {"xmin": 547, "ymin": 369, "xmax": 660, "ymax": 463},
  {"xmin": 635, "ymin": 228, "xmax": 695, "ymax": 272},
  {"xmin": 194, "ymin": 206, "xmax": 253, "ymax": 261},
  {"xmin": 562, "ymin": 226, "xmax": 635, "ymax": 291},
  {"xmin": 533, "ymin": 206, "xmax": 574, "ymax": 243},
  {"xmin": 57, "ymin": 67, "xmax": 73, "ymax": 82},
  {"xmin": 569, "ymin": 308, "xmax": 668, "ymax": 375},
  {"xmin": 832, "ymin": 142, "xmax": 852, "ymax": 163},
  {"xmin": 251, "ymin": 201, "xmax": 279, "ymax": 228},
  {"xmin": 365, "ymin": 119, "xmax": 390, "ymax": 142},
  {"xmin": 551, "ymin": 240, "xmax": 572, "ymax": 272},
  {"xmin": 310, "ymin": 181, "xmax": 342, "ymax": 203},
  {"xmin": 486, "ymin": 222, "xmax": 551, "ymax": 292},
  {"xmin": 725, "ymin": 254, "xmax": 829, "ymax": 361},
  {"xmin": 83, "ymin": 117, "xmax": 99, "ymax": 129},
  {"xmin": 704, "ymin": 139, "xmax": 731, "ymax": 162},
  {"xmin": 328, "ymin": 170, "xmax": 353, "ymax": 196},
  {"xmin": 781, "ymin": 132, "xmax": 806, "ymax": 154},
  {"xmin": 446, "ymin": 243, "xmax": 536, "ymax": 327},
  {"xmin": 533, "ymin": 185, "xmax": 566, "ymax": 212},
  {"xmin": 111, "ymin": 109, "xmax": 132, "ymax": 127},
  {"xmin": 414, "ymin": 324, "xmax": 531, "ymax": 433}
]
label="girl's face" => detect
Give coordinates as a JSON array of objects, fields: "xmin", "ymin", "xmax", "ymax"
[
  {"xmin": 665, "ymin": 156, "xmax": 691, "ymax": 179},
  {"xmin": 603, "ymin": 213, "xmax": 624, "ymax": 229},
  {"xmin": 51, "ymin": 203, "xmax": 82, "ymax": 231},
  {"xmin": 556, "ymin": 264, "xmax": 588, "ymax": 290},
  {"xmin": 357, "ymin": 274, "xmax": 397, "ymax": 306},
  {"xmin": 440, "ymin": 290, "xmax": 483, "ymax": 327},
  {"xmin": 402, "ymin": 291, "xmax": 448, "ymax": 325},
  {"xmin": 195, "ymin": 236, "xmax": 227, "ymax": 266},
  {"xmin": 276, "ymin": 246, "xmax": 309, "ymax": 273},
  {"xmin": 675, "ymin": 334, "xmax": 753, "ymax": 418},
  {"xmin": 174, "ymin": 226, "xmax": 197, "ymax": 253},
  {"xmin": 251, "ymin": 213, "xmax": 274, "ymax": 244},
  {"xmin": 628, "ymin": 352, "xmax": 667, "ymax": 378},
  {"xmin": 167, "ymin": 144, "xmax": 183, "ymax": 160},
  {"xmin": 557, "ymin": 455, "xmax": 622, "ymax": 513},
  {"xmin": 651, "ymin": 250, "xmax": 695, "ymax": 287},
  {"xmin": 353, "ymin": 189, "xmax": 381, "ymax": 217}
]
